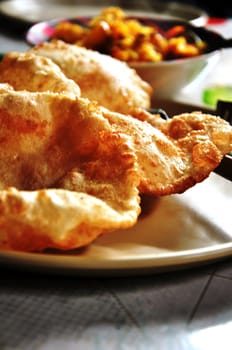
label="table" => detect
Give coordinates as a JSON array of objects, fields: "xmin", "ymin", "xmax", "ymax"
[{"xmin": 0, "ymin": 10, "xmax": 232, "ymax": 350}]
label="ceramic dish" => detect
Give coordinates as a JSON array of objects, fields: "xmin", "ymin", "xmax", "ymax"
[
  {"xmin": 0, "ymin": 173, "xmax": 231, "ymax": 276},
  {"xmin": 25, "ymin": 16, "xmax": 232, "ymax": 98}
]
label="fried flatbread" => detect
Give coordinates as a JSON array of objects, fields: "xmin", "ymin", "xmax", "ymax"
[
  {"xmin": 99, "ymin": 107, "xmax": 232, "ymax": 195},
  {"xmin": 0, "ymin": 85, "xmax": 140, "ymax": 251},
  {"xmin": 29, "ymin": 40, "xmax": 152, "ymax": 114},
  {"xmin": 0, "ymin": 50, "xmax": 231, "ymax": 252},
  {"xmin": 0, "ymin": 51, "xmax": 81, "ymax": 97}
]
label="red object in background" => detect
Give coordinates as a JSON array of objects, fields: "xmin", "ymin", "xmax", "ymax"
[{"xmin": 206, "ymin": 17, "xmax": 227, "ymax": 25}]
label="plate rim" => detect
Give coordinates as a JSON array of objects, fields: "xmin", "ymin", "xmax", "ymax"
[{"xmin": 1, "ymin": 241, "xmax": 232, "ymax": 276}]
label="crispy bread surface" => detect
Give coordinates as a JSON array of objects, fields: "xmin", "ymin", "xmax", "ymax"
[
  {"xmin": 0, "ymin": 49, "xmax": 231, "ymax": 252},
  {"xmin": 29, "ymin": 40, "xmax": 152, "ymax": 114}
]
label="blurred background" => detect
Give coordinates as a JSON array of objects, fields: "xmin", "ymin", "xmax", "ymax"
[
  {"xmin": 0, "ymin": 0, "xmax": 231, "ymax": 26},
  {"xmin": 160, "ymin": 0, "xmax": 232, "ymax": 17},
  {"xmin": 0, "ymin": 0, "xmax": 231, "ymax": 106}
]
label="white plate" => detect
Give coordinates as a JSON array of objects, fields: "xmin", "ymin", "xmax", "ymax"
[{"xmin": 0, "ymin": 173, "xmax": 231, "ymax": 276}]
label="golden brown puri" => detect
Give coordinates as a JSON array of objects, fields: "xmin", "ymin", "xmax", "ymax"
[
  {"xmin": 98, "ymin": 106, "xmax": 232, "ymax": 195},
  {"xmin": 0, "ymin": 81, "xmax": 230, "ymax": 198},
  {"xmin": 0, "ymin": 86, "xmax": 140, "ymax": 251},
  {"xmin": 0, "ymin": 51, "xmax": 81, "ymax": 97},
  {"xmin": 156, "ymin": 111, "xmax": 232, "ymax": 193},
  {"xmin": 0, "ymin": 53, "xmax": 231, "ymax": 252},
  {"xmin": 0, "ymin": 187, "xmax": 140, "ymax": 252},
  {"xmin": 29, "ymin": 40, "xmax": 153, "ymax": 114}
]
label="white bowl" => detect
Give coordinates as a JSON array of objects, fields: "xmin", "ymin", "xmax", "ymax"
[
  {"xmin": 127, "ymin": 16, "xmax": 231, "ymax": 98},
  {"xmin": 130, "ymin": 50, "xmax": 220, "ymax": 99},
  {"xmin": 26, "ymin": 15, "xmax": 230, "ymax": 100}
]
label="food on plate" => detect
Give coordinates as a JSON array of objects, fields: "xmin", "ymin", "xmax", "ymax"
[
  {"xmin": 0, "ymin": 49, "xmax": 231, "ymax": 253},
  {"xmin": 51, "ymin": 6, "xmax": 206, "ymax": 62},
  {"xmin": 0, "ymin": 84, "xmax": 140, "ymax": 251},
  {"xmin": 29, "ymin": 40, "xmax": 152, "ymax": 114},
  {"xmin": 0, "ymin": 51, "xmax": 81, "ymax": 97},
  {"xmin": 100, "ymin": 107, "xmax": 232, "ymax": 195},
  {"xmin": 1, "ymin": 50, "xmax": 230, "ymax": 195}
]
